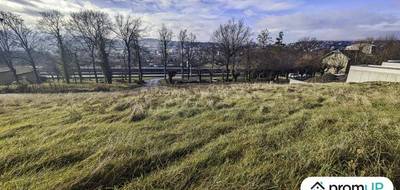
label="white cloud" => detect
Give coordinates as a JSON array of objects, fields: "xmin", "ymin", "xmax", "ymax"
[
  {"xmin": 215, "ymin": 0, "xmax": 299, "ymax": 11},
  {"xmin": 2, "ymin": 0, "xmax": 399, "ymax": 42},
  {"xmin": 0, "ymin": 0, "xmax": 99, "ymax": 25},
  {"xmin": 243, "ymin": 9, "xmax": 256, "ymax": 17},
  {"xmin": 0, "ymin": 0, "xmax": 228, "ymax": 41},
  {"xmin": 256, "ymin": 10, "xmax": 400, "ymax": 42}
]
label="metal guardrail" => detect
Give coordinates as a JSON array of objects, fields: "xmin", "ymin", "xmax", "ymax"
[{"xmin": 40, "ymin": 67, "xmax": 226, "ymax": 79}]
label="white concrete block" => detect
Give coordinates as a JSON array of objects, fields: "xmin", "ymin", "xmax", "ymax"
[
  {"xmin": 381, "ymin": 62, "xmax": 400, "ymax": 68},
  {"xmin": 346, "ymin": 61, "xmax": 400, "ymax": 83}
]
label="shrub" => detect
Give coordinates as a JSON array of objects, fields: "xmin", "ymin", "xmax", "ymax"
[
  {"xmin": 93, "ymin": 85, "xmax": 111, "ymax": 92},
  {"xmin": 130, "ymin": 104, "xmax": 147, "ymax": 122}
]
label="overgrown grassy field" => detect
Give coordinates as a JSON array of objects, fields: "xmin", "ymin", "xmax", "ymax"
[
  {"xmin": 0, "ymin": 83, "xmax": 399, "ymax": 189},
  {"xmin": 0, "ymin": 82, "xmax": 141, "ymax": 94}
]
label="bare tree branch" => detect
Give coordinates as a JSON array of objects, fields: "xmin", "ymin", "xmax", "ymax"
[
  {"xmin": 38, "ymin": 10, "xmax": 71, "ymax": 83},
  {"xmin": 158, "ymin": 24, "xmax": 173, "ymax": 80},
  {"xmin": 213, "ymin": 19, "xmax": 250, "ymax": 81}
]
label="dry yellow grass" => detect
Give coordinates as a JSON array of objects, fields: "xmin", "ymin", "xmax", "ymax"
[{"xmin": 0, "ymin": 82, "xmax": 399, "ymax": 189}]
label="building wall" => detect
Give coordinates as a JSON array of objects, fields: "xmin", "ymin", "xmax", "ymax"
[
  {"xmin": 289, "ymin": 79, "xmax": 307, "ymax": 84},
  {"xmin": 0, "ymin": 71, "xmax": 16, "ymax": 85},
  {"xmin": 322, "ymin": 52, "xmax": 349, "ymax": 74},
  {"xmin": 345, "ymin": 43, "xmax": 375, "ymax": 54},
  {"xmin": 381, "ymin": 61, "xmax": 400, "ymax": 68},
  {"xmin": 18, "ymin": 71, "xmax": 37, "ymax": 83},
  {"xmin": 346, "ymin": 65, "xmax": 400, "ymax": 83},
  {"xmin": 361, "ymin": 45, "xmax": 375, "ymax": 55},
  {"xmin": 0, "ymin": 70, "xmax": 36, "ymax": 85}
]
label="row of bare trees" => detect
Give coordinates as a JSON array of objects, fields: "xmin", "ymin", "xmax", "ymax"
[
  {"xmin": 2, "ymin": 10, "xmax": 400, "ymax": 85},
  {"xmin": 157, "ymin": 25, "xmax": 199, "ymax": 82},
  {"xmin": 114, "ymin": 14, "xmax": 143, "ymax": 83},
  {"xmin": 213, "ymin": 19, "xmax": 251, "ymax": 82},
  {"xmin": 0, "ymin": 9, "xmax": 319, "ymax": 85},
  {"xmin": 212, "ymin": 19, "xmax": 400, "ymax": 82},
  {"xmin": 167, "ymin": 19, "xmax": 312, "ymax": 83},
  {"xmin": 178, "ymin": 29, "xmax": 197, "ymax": 80},
  {"xmin": 1, "ymin": 9, "xmax": 204, "ymax": 84},
  {"xmin": 0, "ymin": 10, "xmax": 147, "ymax": 84},
  {"xmin": 0, "ymin": 11, "xmax": 41, "ymax": 83}
]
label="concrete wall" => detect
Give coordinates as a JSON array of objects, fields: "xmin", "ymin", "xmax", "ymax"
[
  {"xmin": 0, "ymin": 70, "xmax": 36, "ymax": 85},
  {"xmin": 18, "ymin": 71, "xmax": 37, "ymax": 83},
  {"xmin": 381, "ymin": 61, "xmax": 400, "ymax": 68},
  {"xmin": 346, "ymin": 65, "xmax": 400, "ymax": 83},
  {"xmin": 289, "ymin": 79, "xmax": 307, "ymax": 84},
  {"xmin": 0, "ymin": 71, "xmax": 16, "ymax": 85}
]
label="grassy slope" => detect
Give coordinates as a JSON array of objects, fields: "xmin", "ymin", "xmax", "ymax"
[
  {"xmin": 0, "ymin": 82, "xmax": 141, "ymax": 94},
  {"xmin": 0, "ymin": 83, "xmax": 399, "ymax": 189}
]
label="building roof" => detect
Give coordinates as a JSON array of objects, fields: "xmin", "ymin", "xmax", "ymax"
[
  {"xmin": 322, "ymin": 50, "xmax": 358, "ymax": 60},
  {"xmin": 345, "ymin": 43, "xmax": 375, "ymax": 51},
  {"xmin": 322, "ymin": 50, "xmax": 348, "ymax": 59},
  {"xmin": 345, "ymin": 43, "xmax": 375, "ymax": 55}
]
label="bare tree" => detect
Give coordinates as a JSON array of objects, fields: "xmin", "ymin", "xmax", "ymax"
[
  {"xmin": 72, "ymin": 51, "xmax": 82, "ymax": 83},
  {"xmin": 133, "ymin": 37, "xmax": 144, "ymax": 82},
  {"xmin": 243, "ymin": 40, "xmax": 254, "ymax": 81},
  {"xmin": 296, "ymin": 37, "xmax": 319, "ymax": 53},
  {"xmin": 38, "ymin": 10, "xmax": 70, "ymax": 83},
  {"xmin": 0, "ymin": 11, "xmax": 41, "ymax": 83},
  {"xmin": 257, "ymin": 28, "xmax": 271, "ymax": 48},
  {"xmin": 0, "ymin": 17, "xmax": 18, "ymax": 83},
  {"xmin": 158, "ymin": 24, "xmax": 173, "ymax": 80},
  {"xmin": 178, "ymin": 29, "xmax": 188, "ymax": 79},
  {"xmin": 113, "ymin": 15, "xmax": 142, "ymax": 83},
  {"xmin": 213, "ymin": 19, "xmax": 250, "ymax": 82},
  {"xmin": 196, "ymin": 46, "xmax": 209, "ymax": 82},
  {"xmin": 376, "ymin": 36, "xmax": 400, "ymax": 63},
  {"xmin": 207, "ymin": 44, "xmax": 218, "ymax": 83},
  {"xmin": 89, "ymin": 43, "xmax": 98, "ymax": 83},
  {"xmin": 275, "ymin": 31, "xmax": 285, "ymax": 46},
  {"xmin": 70, "ymin": 10, "xmax": 113, "ymax": 84},
  {"xmin": 65, "ymin": 41, "xmax": 83, "ymax": 84},
  {"xmin": 186, "ymin": 33, "xmax": 197, "ymax": 80},
  {"xmin": 296, "ymin": 37, "xmax": 325, "ymax": 75},
  {"xmin": 67, "ymin": 23, "xmax": 98, "ymax": 83}
]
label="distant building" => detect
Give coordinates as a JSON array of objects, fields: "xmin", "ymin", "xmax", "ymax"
[
  {"xmin": 0, "ymin": 67, "xmax": 36, "ymax": 85},
  {"xmin": 322, "ymin": 46, "xmax": 371, "ymax": 74},
  {"xmin": 345, "ymin": 43, "xmax": 375, "ymax": 55},
  {"xmin": 322, "ymin": 43, "xmax": 376, "ymax": 75},
  {"xmin": 322, "ymin": 50, "xmax": 351, "ymax": 74}
]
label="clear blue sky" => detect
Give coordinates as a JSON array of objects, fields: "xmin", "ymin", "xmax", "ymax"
[{"xmin": 1, "ymin": 0, "xmax": 400, "ymax": 42}]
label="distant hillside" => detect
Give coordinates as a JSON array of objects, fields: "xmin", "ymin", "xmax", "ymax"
[
  {"xmin": 289, "ymin": 40, "xmax": 353, "ymax": 51},
  {"xmin": 141, "ymin": 38, "xmax": 353, "ymax": 51},
  {"xmin": 140, "ymin": 38, "xmax": 215, "ymax": 51}
]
